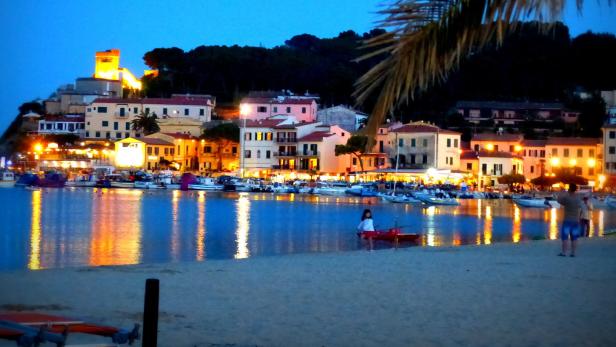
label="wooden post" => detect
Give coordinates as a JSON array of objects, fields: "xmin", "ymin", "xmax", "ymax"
[{"xmin": 143, "ymin": 278, "xmax": 159, "ymax": 347}]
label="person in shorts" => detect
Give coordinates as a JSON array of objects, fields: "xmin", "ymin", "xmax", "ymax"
[{"xmin": 557, "ymin": 184, "xmax": 582, "ymax": 257}]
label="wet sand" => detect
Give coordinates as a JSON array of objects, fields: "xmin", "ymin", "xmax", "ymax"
[{"xmin": 1, "ymin": 237, "xmax": 615, "ymax": 346}]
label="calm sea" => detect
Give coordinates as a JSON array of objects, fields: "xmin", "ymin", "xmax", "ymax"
[{"xmin": 0, "ymin": 187, "xmax": 613, "ymax": 271}]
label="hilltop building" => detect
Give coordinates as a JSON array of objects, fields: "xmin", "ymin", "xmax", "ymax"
[
  {"xmin": 456, "ymin": 101, "xmax": 579, "ymax": 127},
  {"xmin": 239, "ymin": 91, "xmax": 319, "ymax": 122},
  {"xmin": 316, "ymin": 105, "xmax": 368, "ymax": 132}
]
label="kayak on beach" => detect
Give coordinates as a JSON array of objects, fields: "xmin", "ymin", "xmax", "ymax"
[{"xmin": 357, "ymin": 227, "xmax": 420, "ymax": 242}]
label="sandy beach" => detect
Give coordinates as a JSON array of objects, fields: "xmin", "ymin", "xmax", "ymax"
[{"xmin": 1, "ymin": 237, "xmax": 615, "ymax": 347}]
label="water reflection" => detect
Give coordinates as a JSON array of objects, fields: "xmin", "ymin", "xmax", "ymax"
[
  {"xmin": 28, "ymin": 190, "xmax": 42, "ymax": 270},
  {"xmin": 89, "ymin": 189, "xmax": 142, "ymax": 266},
  {"xmin": 171, "ymin": 190, "xmax": 180, "ymax": 260},
  {"xmin": 422, "ymin": 206, "xmax": 440, "ymax": 247},
  {"xmin": 512, "ymin": 205, "xmax": 521, "ymax": 243},
  {"xmin": 235, "ymin": 193, "xmax": 250, "ymax": 259},
  {"xmin": 196, "ymin": 192, "xmax": 206, "ymax": 261},
  {"xmin": 484, "ymin": 206, "xmax": 492, "ymax": 245},
  {"xmin": 548, "ymin": 208, "xmax": 558, "ymax": 240}
]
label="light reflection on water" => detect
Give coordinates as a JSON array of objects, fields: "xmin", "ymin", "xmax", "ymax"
[{"xmin": 0, "ymin": 188, "xmax": 614, "ymax": 271}]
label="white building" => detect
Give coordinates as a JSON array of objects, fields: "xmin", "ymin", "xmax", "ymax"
[
  {"xmin": 317, "ymin": 105, "xmax": 368, "ymax": 132},
  {"xmin": 239, "ymin": 116, "xmax": 351, "ymax": 178},
  {"xmin": 239, "ymin": 96, "xmax": 318, "ymax": 122},
  {"xmin": 37, "ymin": 114, "xmax": 86, "ymax": 136},
  {"xmin": 461, "ymin": 150, "xmax": 524, "ymax": 189},
  {"xmin": 84, "ymin": 96, "xmax": 214, "ymax": 140}
]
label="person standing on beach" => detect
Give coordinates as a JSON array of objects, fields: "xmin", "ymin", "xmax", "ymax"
[
  {"xmin": 579, "ymin": 196, "xmax": 592, "ymax": 237},
  {"xmin": 557, "ymin": 184, "xmax": 582, "ymax": 257}
]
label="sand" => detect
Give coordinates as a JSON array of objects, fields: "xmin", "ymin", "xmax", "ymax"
[{"xmin": 1, "ymin": 237, "xmax": 616, "ymax": 347}]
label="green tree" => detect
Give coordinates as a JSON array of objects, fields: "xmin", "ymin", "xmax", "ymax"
[
  {"xmin": 498, "ymin": 173, "xmax": 526, "ymax": 189},
  {"xmin": 131, "ymin": 110, "xmax": 160, "ymax": 136},
  {"xmin": 201, "ymin": 123, "xmax": 240, "ymax": 171},
  {"xmin": 335, "ymin": 135, "xmax": 368, "ymax": 173}
]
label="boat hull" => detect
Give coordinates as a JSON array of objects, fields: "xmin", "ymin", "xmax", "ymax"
[
  {"xmin": 357, "ymin": 229, "xmax": 420, "ymax": 242},
  {"xmin": 188, "ymin": 184, "xmax": 223, "ymax": 191},
  {"xmin": 514, "ymin": 199, "xmax": 560, "ymax": 208}
]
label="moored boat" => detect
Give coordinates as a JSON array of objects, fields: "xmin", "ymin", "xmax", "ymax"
[
  {"xmin": 188, "ymin": 177, "xmax": 223, "ymax": 191},
  {"xmin": 0, "ymin": 170, "xmax": 16, "ymax": 188},
  {"xmin": 513, "ymin": 196, "xmax": 560, "ymax": 208},
  {"xmin": 357, "ymin": 228, "xmax": 420, "ymax": 242}
]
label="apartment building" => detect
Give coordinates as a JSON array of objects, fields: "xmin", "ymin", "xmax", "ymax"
[
  {"xmin": 239, "ymin": 95, "xmax": 318, "ymax": 122},
  {"xmin": 461, "ymin": 151, "xmax": 524, "ymax": 189}
]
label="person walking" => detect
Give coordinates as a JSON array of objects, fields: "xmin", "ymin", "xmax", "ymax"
[
  {"xmin": 557, "ymin": 184, "xmax": 582, "ymax": 257},
  {"xmin": 579, "ymin": 196, "xmax": 592, "ymax": 237}
]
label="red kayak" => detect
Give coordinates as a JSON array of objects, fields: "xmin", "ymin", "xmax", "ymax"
[{"xmin": 357, "ymin": 228, "xmax": 420, "ymax": 242}]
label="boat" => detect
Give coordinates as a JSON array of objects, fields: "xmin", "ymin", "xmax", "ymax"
[
  {"xmin": 65, "ymin": 173, "xmax": 97, "ymax": 187},
  {"xmin": 607, "ymin": 199, "xmax": 616, "ymax": 209},
  {"xmin": 380, "ymin": 193, "xmax": 422, "ymax": 204},
  {"xmin": 0, "ymin": 170, "xmax": 15, "ymax": 188},
  {"xmin": 513, "ymin": 196, "xmax": 560, "ymax": 208},
  {"xmin": 36, "ymin": 172, "xmax": 66, "ymax": 188},
  {"xmin": 414, "ymin": 193, "xmax": 459, "ymax": 205},
  {"xmin": 313, "ymin": 182, "xmax": 347, "ymax": 196},
  {"xmin": 14, "ymin": 173, "xmax": 39, "ymax": 187},
  {"xmin": 357, "ymin": 228, "xmax": 420, "ymax": 242},
  {"xmin": 0, "ymin": 312, "xmax": 139, "ymax": 347},
  {"xmin": 188, "ymin": 177, "xmax": 223, "ymax": 191},
  {"xmin": 345, "ymin": 184, "xmax": 379, "ymax": 197},
  {"xmin": 105, "ymin": 174, "xmax": 134, "ymax": 189}
]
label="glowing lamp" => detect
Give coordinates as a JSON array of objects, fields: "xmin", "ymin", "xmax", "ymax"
[
  {"xmin": 569, "ymin": 159, "xmax": 577, "ymax": 167},
  {"xmin": 486, "ymin": 144, "xmax": 494, "ymax": 151},
  {"xmin": 514, "ymin": 145, "xmax": 522, "ymax": 152},
  {"xmin": 550, "ymin": 157, "xmax": 560, "ymax": 167},
  {"xmin": 47, "ymin": 143, "xmax": 58, "ymax": 149},
  {"xmin": 33, "ymin": 143, "xmax": 43, "ymax": 153},
  {"xmin": 239, "ymin": 104, "xmax": 250, "ymax": 117},
  {"xmin": 598, "ymin": 174, "xmax": 606, "ymax": 183},
  {"xmin": 587, "ymin": 158, "xmax": 596, "ymax": 168},
  {"xmin": 80, "ymin": 142, "xmax": 85, "ymax": 146}
]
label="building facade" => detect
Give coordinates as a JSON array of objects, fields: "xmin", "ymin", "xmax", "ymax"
[
  {"xmin": 37, "ymin": 115, "xmax": 85, "ymax": 136},
  {"xmin": 461, "ymin": 151, "xmax": 524, "ymax": 189},
  {"xmin": 239, "ymin": 96, "xmax": 318, "ymax": 122}
]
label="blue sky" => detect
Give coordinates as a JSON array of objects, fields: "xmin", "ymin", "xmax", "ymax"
[{"xmin": 0, "ymin": 0, "xmax": 615, "ymax": 133}]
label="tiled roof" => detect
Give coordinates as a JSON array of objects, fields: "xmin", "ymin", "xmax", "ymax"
[
  {"xmin": 93, "ymin": 96, "xmax": 213, "ymax": 106},
  {"xmin": 521, "ymin": 139, "xmax": 547, "ymax": 147},
  {"xmin": 161, "ymin": 132, "xmax": 197, "ymax": 140},
  {"xmin": 298, "ymin": 131, "xmax": 334, "ymax": 142},
  {"xmin": 244, "ymin": 119, "xmax": 288, "ymax": 128},
  {"xmin": 461, "ymin": 150, "xmax": 521, "ymax": 159},
  {"xmin": 141, "ymin": 138, "xmax": 174, "ymax": 146},
  {"xmin": 274, "ymin": 121, "xmax": 319, "ymax": 129},
  {"xmin": 391, "ymin": 124, "xmax": 460, "ymax": 135},
  {"xmin": 472, "ymin": 133, "xmax": 523, "ymax": 142},
  {"xmin": 546, "ymin": 137, "xmax": 601, "ymax": 146},
  {"xmin": 241, "ymin": 97, "xmax": 316, "ymax": 105},
  {"xmin": 456, "ymin": 100, "xmax": 564, "ymax": 110}
]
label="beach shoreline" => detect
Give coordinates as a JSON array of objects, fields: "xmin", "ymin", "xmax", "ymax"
[{"xmin": 1, "ymin": 237, "xmax": 615, "ymax": 346}]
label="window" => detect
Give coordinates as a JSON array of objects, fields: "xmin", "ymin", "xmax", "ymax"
[
  {"xmin": 301, "ymin": 107, "xmax": 306, "ymax": 114},
  {"xmin": 266, "ymin": 132, "xmax": 273, "ymax": 141},
  {"xmin": 97, "ymin": 107, "xmax": 108, "ymax": 113},
  {"xmin": 133, "ymin": 107, "xmax": 138, "ymax": 114},
  {"xmin": 184, "ymin": 109, "xmax": 189, "ymax": 116},
  {"xmin": 113, "ymin": 122, "xmax": 118, "ymax": 130},
  {"xmin": 145, "ymin": 107, "xmax": 150, "ymax": 114},
  {"xmin": 116, "ymin": 132, "xmax": 121, "ymax": 139},
  {"xmin": 257, "ymin": 150, "xmax": 261, "ymax": 159},
  {"xmin": 147, "ymin": 147, "xmax": 152, "ymax": 155},
  {"xmin": 170, "ymin": 148, "xmax": 174, "ymax": 155},
  {"xmin": 398, "ymin": 139, "xmax": 404, "ymax": 147},
  {"xmin": 540, "ymin": 150, "xmax": 545, "ymax": 158},
  {"xmin": 564, "ymin": 148, "xmax": 569, "ymax": 157},
  {"xmin": 352, "ymin": 158, "xmax": 357, "ymax": 165},
  {"xmin": 589, "ymin": 149, "xmax": 595, "ymax": 157},
  {"xmin": 232, "ymin": 146, "xmax": 237, "ymax": 154},
  {"xmin": 552, "ymin": 148, "xmax": 558, "ymax": 156},
  {"xmin": 39, "ymin": 123, "xmax": 44, "ymax": 130},
  {"xmin": 46, "ymin": 123, "xmax": 52, "ymax": 130},
  {"xmin": 85, "ymin": 131, "xmax": 90, "ymax": 137},
  {"xmin": 102, "ymin": 121, "xmax": 109, "ymax": 127},
  {"xmin": 257, "ymin": 106, "xmax": 267, "ymax": 113},
  {"xmin": 574, "ymin": 167, "xmax": 582, "ymax": 175},
  {"xmin": 509, "ymin": 145, "xmax": 514, "ymax": 152},
  {"xmin": 95, "ymin": 131, "xmax": 101, "ymax": 138},
  {"xmin": 423, "ymin": 139, "xmax": 428, "ymax": 147},
  {"xmin": 286, "ymin": 107, "xmax": 291, "ymax": 113},
  {"xmin": 494, "ymin": 145, "xmax": 499, "ymax": 151},
  {"xmin": 482, "ymin": 163, "xmax": 487, "ymax": 175},
  {"xmin": 244, "ymin": 150, "xmax": 251, "ymax": 158},
  {"xmin": 203, "ymin": 146, "xmax": 212, "ymax": 153},
  {"xmin": 273, "ymin": 107, "xmax": 278, "ymax": 113},
  {"xmin": 530, "ymin": 166, "xmax": 534, "ymax": 174},
  {"xmin": 577, "ymin": 149, "xmax": 583, "ymax": 157},
  {"xmin": 125, "ymin": 132, "xmax": 130, "ymax": 138},
  {"xmin": 588, "ymin": 167, "xmax": 594, "ymax": 176},
  {"xmin": 266, "ymin": 150, "xmax": 271, "ymax": 159},
  {"xmin": 410, "ymin": 154, "xmax": 416, "ymax": 164},
  {"xmin": 466, "ymin": 163, "xmax": 472, "ymax": 170},
  {"xmin": 610, "ymin": 131, "xmax": 616, "ymax": 139},
  {"xmin": 163, "ymin": 108, "xmax": 168, "ymax": 115},
  {"xmin": 609, "ymin": 146, "xmax": 615, "ymax": 154},
  {"xmin": 245, "ymin": 132, "xmax": 252, "ymax": 141},
  {"xmin": 411, "ymin": 139, "xmax": 416, "ymax": 147},
  {"xmin": 447, "ymin": 139, "xmax": 451, "ymax": 148},
  {"xmin": 164, "ymin": 148, "xmax": 169, "ymax": 155},
  {"xmin": 57, "ymin": 123, "xmax": 64, "ymax": 130},
  {"xmin": 454, "ymin": 139, "xmax": 459, "ymax": 148},
  {"xmin": 199, "ymin": 109, "xmax": 204, "ymax": 116},
  {"xmin": 177, "ymin": 145, "xmax": 181, "ymax": 154},
  {"xmin": 256, "ymin": 132, "xmax": 263, "ymax": 141},
  {"xmin": 422, "ymin": 154, "xmax": 428, "ymax": 164},
  {"xmin": 105, "ymin": 132, "xmax": 110, "ymax": 139},
  {"xmin": 474, "ymin": 144, "xmax": 480, "ymax": 151},
  {"xmin": 154, "ymin": 147, "xmax": 159, "ymax": 155},
  {"xmin": 126, "ymin": 122, "xmax": 130, "ymax": 130},
  {"xmin": 119, "ymin": 108, "xmax": 125, "ymax": 117}
]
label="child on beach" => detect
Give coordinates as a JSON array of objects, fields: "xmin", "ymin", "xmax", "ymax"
[
  {"xmin": 579, "ymin": 196, "xmax": 592, "ymax": 237},
  {"xmin": 357, "ymin": 209, "xmax": 375, "ymax": 232}
]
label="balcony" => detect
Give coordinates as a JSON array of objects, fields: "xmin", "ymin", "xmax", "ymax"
[
  {"xmin": 298, "ymin": 151, "xmax": 320, "ymax": 157},
  {"xmin": 274, "ymin": 151, "xmax": 297, "ymax": 157},
  {"xmin": 275, "ymin": 138, "xmax": 298, "ymax": 143},
  {"xmin": 272, "ymin": 164, "xmax": 297, "ymax": 170},
  {"xmin": 114, "ymin": 112, "xmax": 128, "ymax": 118}
]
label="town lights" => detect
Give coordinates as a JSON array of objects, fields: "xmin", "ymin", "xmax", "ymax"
[
  {"xmin": 550, "ymin": 157, "xmax": 560, "ymax": 167},
  {"xmin": 239, "ymin": 104, "xmax": 250, "ymax": 116},
  {"xmin": 33, "ymin": 143, "xmax": 43, "ymax": 153},
  {"xmin": 514, "ymin": 145, "xmax": 522, "ymax": 152},
  {"xmin": 486, "ymin": 144, "xmax": 494, "ymax": 151},
  {"xmin": 569, "ymin": 159, "xmax": 577, "ymax": 167},
  {"xmin": 587, "ymin": 158, "xmax": 596, "ymax": 168},
  {"xmin": 598, "ymin": 174, "xmax": 606, "ymax": 184}
]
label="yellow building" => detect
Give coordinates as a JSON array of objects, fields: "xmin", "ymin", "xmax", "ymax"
[
  {"xmin": 544, "ymin": 137, "xmax": 602, "ymax": 185},
  {"xmin": 461, "ymin": 150, "xmax": 523, "ymax": 189},
  {"xmin": 114, "ymin": 137, "xmax": 174, "ymax": 170},
  {"xmin": 470, "ymin": 133, "xmax": 523, "ymax": 153},
  {"xmin": 198, "ymin": 138, "xmax": 239, "ymax": 173},
  {"xmin": 94, "ymin": 49, "xmax": 143, "ymax": 90}
]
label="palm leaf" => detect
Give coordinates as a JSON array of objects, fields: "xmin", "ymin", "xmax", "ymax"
[{"xmin": 354, "ymin": 0, "xmax": 599, "ymax": 143}]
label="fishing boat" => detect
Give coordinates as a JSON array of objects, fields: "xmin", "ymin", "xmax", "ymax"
[
  {"xmin": 106, "ymin": 174, "xmax": 134, "ymax": 189},
  {"xmin": 65, "ymin": 173, "xmax": 97, "ymax": 187},
  {"xmin": 380, "ymin": 193, "xmax": 422, "ymax": 204},
  {"xmin": 513, "ymin": 196, "xmax": 560, "ymax": 208},
  {"xmin": 357, "ymin": 228, "xmax": 420, "ymax": 242},
  {"xmin": 36, "ymin": 172, "xmax": 66, "ymax": 188},
  {"xmin": 313, "ymin": 182, "xmax": 347, "ymax": 196},
  {"xmin": 345, "ymin": 184, "xmax": 378, "ymax": 197},
  {"xmin": 414, "ymin": 193, "xmax": 459, "ymax": 205},
  {"xmin": 188, "ymin": 177, "xmax": 223, "ymax": 191},
  {"xmin": 0, "ymin": 170, "xmax": 15, "ymax": 188},
  {"xmin": 14, "ymin": 173, "xmax": 39, "ymax": 187}
]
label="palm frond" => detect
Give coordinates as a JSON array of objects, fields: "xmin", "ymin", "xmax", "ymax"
[{"xmin": 354, "ymin": 0, "xmax": 596, "ymax": 143}]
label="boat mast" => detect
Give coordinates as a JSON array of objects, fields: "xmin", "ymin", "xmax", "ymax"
[{"xmin": 393, "ymin": 131, "xmax": 400, "ymax": 195}]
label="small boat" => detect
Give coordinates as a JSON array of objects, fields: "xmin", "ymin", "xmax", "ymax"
[
  {"xmin": 357, "ymin": 228, "xmax": 420, "ymax": 242},
  {"xmin": 346, "ymin": 185, "xmax": 378, "ymax": 197},
  {"xmin": 0, "ymin": 170, "xmax": 16, "ymax": 188},
  {"xmin": 105, "ymin": 174, "xmax": 134, "ymax": 189},
  {"xmin": 65, "ymin": 174, "xmax": 97, "ymax": 187},
  {"xmin": 36, "ymin": 172, "xmax": 66, "ymax": 188},
  {"xmin": 380, "ymin": 193, "xmax": 422, "ymax": 204},
  {"xmin": 514, "ymin": 196, "xmax": 560, "ymax": 208},
  {"xmin": 313, "ymin": 182, "xmax": 347, "ymax": 196},
  {"xmin": 134, "ymin": 180, "xmax": 162, "ymax": 189},
  {"xmin": 188, "ymin": 177, "xmax": 223, "ymax": 191},
  {"xmin": 414, "ymin": 193, "xmax": 459, "ymax": 205},
  {"xmin": 14, "ymin": 173, "xmax": 39, "ymax": 187}
]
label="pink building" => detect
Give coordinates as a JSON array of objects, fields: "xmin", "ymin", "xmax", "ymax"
[{"xmin": 239, "ymin": 96, "xmax": 318, "ymax": 122}]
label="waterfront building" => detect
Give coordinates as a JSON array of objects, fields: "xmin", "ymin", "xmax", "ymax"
[
  {"xmin": 456, "ymin": 101, "xmax": 579, "ymax": 127},
  {"xmin": 93, "ymin": 49, "xmax": 145, "ymax": 91},
  {"xmin": 84, "ymin": 96, "xmax": 214, "ymax": 140},
  {"xmin": 470, "ymin": 133, "xmax": 523, "ymax": 153},
  {"xmin": 158, "ymin": 117, "xmax": 203, "ymax": 137},
  {"xmin": 601, "ymin": 124, "xmax": 616, "ymax": 186},
  {"xmin": 239, "ymin": 115, "xmax": 353, "ymax": 179},
  {"xmin": 37, "ymin": 114, "xmax": 85, "ymax": 137},
  {"xmin": 544, "ymin": 137, "xmax": 603, "ymax": 185},
  {"xmin": 316, "ymin": 105, "xmax": 368, "ymax": 132},
  {"xmin": 461, "ymin": 150, "xmax": 523, "ymax": 189},
  {"xmin": 31, "ymin": 141, "xmax": 113, "ymax": 172},
  {"xmin": 520, "ymin": 139, "xmax": 547, "ymax": 179},
  {"xmin": 114, "ymin": 137, "xmax": 174, "ymax": 171},
  {"xmin": 239, "ymin": 93, "xmax": 318, "ymax": 122},
  {"xmin": 197, "ymin": 137, "xmax": 239, "ymax": 173}
]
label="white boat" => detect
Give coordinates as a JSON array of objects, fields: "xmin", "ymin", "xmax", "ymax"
[
  {"xmin": 418, "ymin": 195, "xmax": 460, "ymax": 206},
  {"xmin": 380, "ymin": 193, "xmax": 422, "ymax": 204},
  {"xmin": 313, "ymin": 183, "xmax": 347, "ymax": 196},
  {"xmin": 134, "ymin": 181, "xmax": 162, "ymax": 189},
  {"xmin": 0, "ymin": 170, "xmax": 16, "ymax": 188},
  {"xmin": 188, "ymin": 177, "xmax": 223, "ymax": 191},
  {"xmin": 66, "ymin": 174, "xmax": 97, "ymax": 187},
  {"xmin": 514, "ymin": 197, "xmax": 560, "ymax": 208}
]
